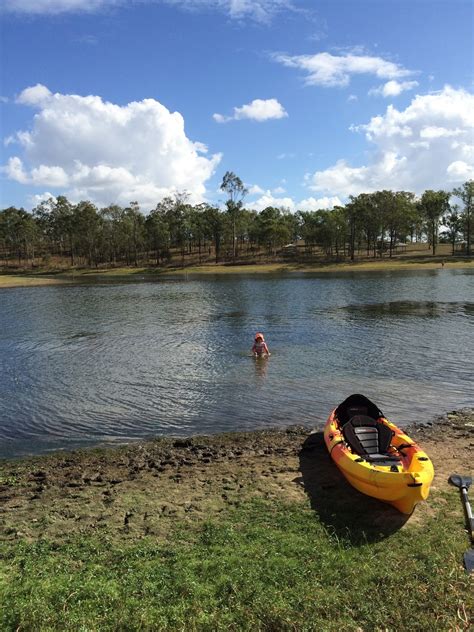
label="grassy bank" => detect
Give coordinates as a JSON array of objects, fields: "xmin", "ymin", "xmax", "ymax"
[
  {"xmin": 1, "ymin": 415, "xmax": 473, "ymax": 630},
  {"xmin": 1, "ymin": 497, "xmax": 472, "ymax": 631},
  {"xmin": 1, "ymin": 256, "xmax": 473, "ymax": 288}
]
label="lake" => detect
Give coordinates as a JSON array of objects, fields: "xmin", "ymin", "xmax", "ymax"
[{"xmin": 1, "ymin": 269, "xmax": 473, "ymax": 458}]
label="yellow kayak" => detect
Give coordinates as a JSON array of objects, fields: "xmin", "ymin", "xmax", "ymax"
[{"xmin": 324, "ymin": 394, "xmax": 434, "ymax": 514}]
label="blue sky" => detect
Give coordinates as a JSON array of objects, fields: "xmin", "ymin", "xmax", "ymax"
[{"xmin": 1, "ymin": 0, "xmax": 473, "ymax": 211}]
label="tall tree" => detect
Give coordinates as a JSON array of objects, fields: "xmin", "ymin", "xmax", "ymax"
[
  {"xmin": 418, "ymin": 190, "xmax": 451, "ymax": 256},
  {"xmin": 452, "ymin": 180, "xmax": 473, "ymax": 256},
  {"xmin": 220, "ymin": 171, "xmax": 247, "ymax": 261},
  {"xmin": 443, "ymin": 207, "xmax": 462, "ymax": 255},
  {"xmin": 146, "ymin": 208, "xmax": 170, "ymax": 265},
  {"xmin": 202, "ymin": 204, "xmax": 224, "ymax": 263}
]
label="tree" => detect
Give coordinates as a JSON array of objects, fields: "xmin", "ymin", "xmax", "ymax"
[
  {"xmin": 202, "ymin": 205, "xmax": 224, "ymax": 263},
  {"xmin": 0, "ymin": 207, "xmax": 39, "ymax": 266},
  {"xmin": 255, "ymin": 206, "xmax": 291, "ymax": 255},
  {"xmin": 220, "ymin": 171, "xmax": 247, "ymax": 261},
  {"xmin": 418, "ymin": 190, "xmax": 450, "ymax": 255},
  {"xmin": 442, "ymin": 207, "xmax": 462, "ymax": 255},
  {"xmin": 74, "ymin": 201, "xmax": 101, "ymax": 266},
  {"xmin": 452, "ymin": 180, "xmax": 473, "ymax": 256},
  {"xmin": 123, "ymin": 202, "xmax": 145, "ymax": 266},
  {"xmin": 100, "ymin": 205, "xmax": 128, "ymax": 265},
  {"xmin": 49, "ymin": 196, "xmax": 76, "ymax": 265},
  {"xmin": 146, "ymin": 209, "xmax": 170, "ymax": 265}
]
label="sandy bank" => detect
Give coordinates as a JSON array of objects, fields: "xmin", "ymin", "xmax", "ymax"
[
  {"xmin": 1, "ymin": 410, "xmax": 472, "ymax": 543},
  {"xmin": 1, "ymin": 258, "xmax": 473, "ymax": 288}
]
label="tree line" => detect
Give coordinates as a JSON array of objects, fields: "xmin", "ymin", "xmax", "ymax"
[{"xmin": 0, "ymin": 173, "xmax": 472, "ymax": 268}]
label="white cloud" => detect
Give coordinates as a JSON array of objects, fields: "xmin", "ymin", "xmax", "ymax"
[
  {"xmin": 369, "ymin": 79, "xmax": 419, "ymax": 98},
  {"xmin": 246, "ymin": 190, "xmax": 341, "ymax": 212},
  {"xmin": 165, "ymin": 0, "xmax": 297, "ymax": 23},
  {"xmin": 28, "ymin": 192, "xmax": 57, "ymax": 207},
  {"xmin": 447, "ymin": 160, "xmax": 474, "ymax": 181},
  {"xmin": 3, "ymin": 0, "xmax": 296, "ymax": 21},
  {"xmin": 2, "ymin": 0, "xmax": 118, "ymax": 13},
  {"xmin": 274, "ymin": 51, "xmax": 414, "ymax": 88},
  {"xmin": 272, "ymin": 186, "xmax": 286, "ymax": 194},
  {"xmin": 298, "ymin": 196, "xmax": 342, "ymax": 211},
  {"xmin": 3, "ymin": 84, "xmax": 221, "ymax": 208},
  {"xmin": 17, "ymin": 83, "xmax": 53, "ymax": 105},
  {"xmin": 306, "ymin": 86, "xmax": 474, "ymax": 197},
  {"xmin": 213, "ymin": 98, "xmax": 288, "ymax": 123},
  {"xmin": 248, "ymin": 184, "xmax": 265, "ymax": 195}
]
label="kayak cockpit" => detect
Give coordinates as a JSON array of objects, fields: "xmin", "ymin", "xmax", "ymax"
[{"xmin": 341, "ymin": 415, "xmax": 401, "ymax": 465}]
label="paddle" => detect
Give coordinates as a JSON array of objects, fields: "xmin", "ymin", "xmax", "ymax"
[{"xmin": 448, "ymin": 474, "xmax": 474, "ymax": 573}]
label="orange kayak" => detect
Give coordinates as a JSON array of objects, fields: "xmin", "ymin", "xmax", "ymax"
[{"xmin": 324, "ymin": 394, "xmax": 434, "ymax": 514}]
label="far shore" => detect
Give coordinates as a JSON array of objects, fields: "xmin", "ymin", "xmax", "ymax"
[{"xmin": 1, "ymin": 256, "xmax": 473, "ymax": 288}]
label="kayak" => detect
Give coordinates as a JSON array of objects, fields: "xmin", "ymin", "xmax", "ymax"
[{"xmin": 324, "ymin": 394, "xmax": 434, "ymax": 514}]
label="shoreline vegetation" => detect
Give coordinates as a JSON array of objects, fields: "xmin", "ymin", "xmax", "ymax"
[
  {"xmin": 1, "ymin": 410, "xmax": 473, "ymax": 629},
  {"xmin": 1, "ymin": 252, "xmax": 473, "ymax": 289},
  {"xmin": 2, "ymin": 177, "xmax": 473, "ymax": 291}
]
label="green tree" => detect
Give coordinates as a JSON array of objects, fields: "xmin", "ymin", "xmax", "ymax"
[
  {"xmin": 0, "ymin": 207, "xmax": 39, "ymax": 266},
  {"xmin": 202, "ymin": 204, "xmax": 224, "ymax": 263},
  {"xmin": 443, "ymin": 207, "xmax": 462, "ymax": 255},
  {"xmin": 49, "ymin": 196, "xmax": 76, "ymax": 264},
  {"xmin": 418, "ymin": 190, "xmax": 451, "ymax": 255},
  {"xmin": 123, "ymin": 202, "xmax": 145, "ymax": 266},
  {"xmin": 74, "ymin": 201, "xmax": 101, "ymax": 267},
  {"xmin": 255, "ymin": 206, "xmax": 291, "ymax": 255},
  {"xmin": 452, "ymin": 180, "xmax": 473, "ymax": 256},
  {"xmin": 220, "ymin": 171, "xmax": 247, "ymax": 261},
  {"xmin": 146, "ymin": 208, "xmax": 170, "ymax": 265}
]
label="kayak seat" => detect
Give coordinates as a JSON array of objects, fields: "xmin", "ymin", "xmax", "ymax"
[
  {"xmin": 343, "ymin": 415, "xmax": 400, "ymax": 463},
  {"xmin": 335, "ymin": 394, "xmax": 384, "ymax": 425}
]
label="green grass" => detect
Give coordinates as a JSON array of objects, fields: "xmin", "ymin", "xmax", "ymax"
[{"xmin": 1, "ymin": 498, "xmax": 472, "ymax": 631}]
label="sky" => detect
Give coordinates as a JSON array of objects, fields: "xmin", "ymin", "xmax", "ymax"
[{"xmin": 1, "ymin": 0, "xmax": 473, "ymax": 213}]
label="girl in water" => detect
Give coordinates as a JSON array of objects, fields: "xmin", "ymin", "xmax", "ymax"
[{"xmin": 252, "ymin": 332, "xmax": 270, "ymax": 357}]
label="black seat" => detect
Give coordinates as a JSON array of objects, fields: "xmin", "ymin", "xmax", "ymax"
[
  {"xmin": 335, "ymin": 394, "xmax": 383, "ymax": 425},
  {"xmin": 342, "ymin": 414, "xmax": 400, "ymax": 464}
]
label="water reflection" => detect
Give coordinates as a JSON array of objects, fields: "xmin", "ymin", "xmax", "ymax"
[
  {"xmin": 328, "ymin": 301, "xmax": 474, "ymax": 320},
  {"xmin": 253, "ymin": 356, "xmax": 269, "ymax": 381},
  {"xmin": 0, "ymin": 269, "xmax": 473, "ymax": 458}
]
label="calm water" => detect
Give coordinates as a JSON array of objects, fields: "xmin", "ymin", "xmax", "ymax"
[{"xmin": 1, "ymin": 269, "xmax": 473, "ymax": 458}]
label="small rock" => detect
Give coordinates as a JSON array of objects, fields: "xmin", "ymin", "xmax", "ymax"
[{"xmin": 173, "ymin": 438, "xmax": 193, "ymax": 448}]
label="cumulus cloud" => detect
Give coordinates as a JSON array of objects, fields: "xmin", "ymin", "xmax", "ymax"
[
  {"xmin": 4, "ymin": 84, "xmax": 221, "ymax": 208},
  {"xmin": 274, "ymin": 51, "xmax": 414, "ymax": 88},
  {"xmin": 246, "ymin": 190, "xmax": 341, "ymax": 212},
  {"xmin": 213, "ymin": 98, "xmax": 288, "ymax": 123},
  {"xmin": 3, "ymin": 0, "xmax": 297, "ymax": 21},
  {"xmin": 306, "ymin": 86, "xmax": 474, "ymax": 197},
  {"xmin": 369, "ymin": 79, "xmax": 419, "ymax": 98}
]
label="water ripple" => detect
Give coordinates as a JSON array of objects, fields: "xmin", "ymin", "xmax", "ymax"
[{"xmin": 0, "ymin": 270, "xmax": 473, "ymax": 457}]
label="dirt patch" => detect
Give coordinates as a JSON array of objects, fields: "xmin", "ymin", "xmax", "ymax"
[{"xmin": 0, "ymin": 412, "xmax": 472, "ymax": 543}]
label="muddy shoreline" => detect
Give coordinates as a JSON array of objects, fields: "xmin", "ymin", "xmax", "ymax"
[{"xmin": 1, "ymin": 410, "xmax": 472, "ymax": 543}]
